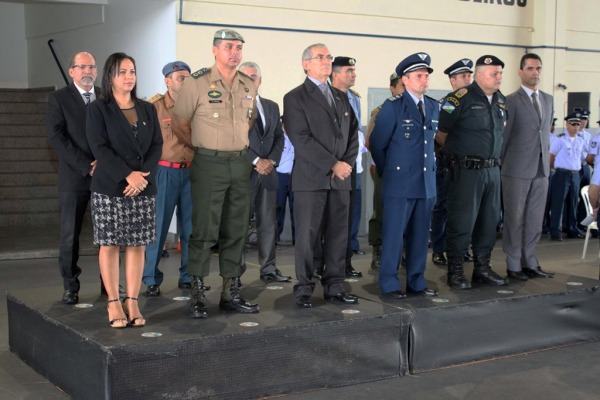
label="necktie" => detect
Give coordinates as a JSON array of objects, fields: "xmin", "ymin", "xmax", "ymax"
[
  {"xmin": 531, "ymin": 92, "xmax": 541, "ymax": 123},
  {"xmin": 83, "ymin": 92, "xmax": 91, "ymax": 105},
  {"xmin": 256, "ymin": 110, "xmax": 265, "ymax": 136},
  {"xmin": 319, "ymin": 84, "xmax": 335, "ymax": 109},
  {"xmin": 417, "ymin": 100, "xmax": 425, "ymax": 125}
]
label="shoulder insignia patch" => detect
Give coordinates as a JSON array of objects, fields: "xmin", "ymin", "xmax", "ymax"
[
  {"xmin": 370, "ymin": 104, "xmax": 382, "ymax": 117},
  {"xmin": 557, "ymin": 133, "xmax": 565, "ymax": 137},
  {"xmin": 191, "ymin": 68, "xmax": 210, "ymax": 79},
  {"xmin": 388, "ymin": 93, "xmax": 403, "ymax": 102},
  {"xmin": 147, "ymin": 93, "xmax": 163, "ymax": 104},
  {"xmin": 591, "ymin": 141, "xmax": 597, "ymax": 149},
  {"xmin": 455, "ymin": 88, "xmax": 468, "ymax": 98},
  {"xmin": 349, "ymin": 88, "xmax": 361, "ymax": 98},
  {"xmin": 442, "ymin": 101, "xmax": 456, "ymax": 114},
  {"xmin": 445, "ymin": 96, "xmax": 460, "ymax": 107}
]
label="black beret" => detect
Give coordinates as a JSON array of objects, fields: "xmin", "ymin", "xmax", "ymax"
[
  {"xmin": 395, "ymin": 52, "xmax": 433, "ymax": 77},
  {"xmin": 475, "ymin": 55, "xmax": 504, "ymax": 68},
  {"xmin": 444, "ymin": 59, "xmax": 473, "ymax": 76},
  {"xmin": 332, "ymin": 56, "xmax": 356, "ymax": 67}
]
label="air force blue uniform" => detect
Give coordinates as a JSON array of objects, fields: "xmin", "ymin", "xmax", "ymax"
[{"xmin": 370, "ymin": 91, "xmax": 438, "ymax": 294}]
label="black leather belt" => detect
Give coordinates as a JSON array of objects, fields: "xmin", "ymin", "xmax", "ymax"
[
  {"xmin": 195, "ymin": 148, "xmax": 247, "ymax": 158},
  {"xmin": 457, "ymin": 157, "xmax": 499, "ymax": 169},
  {"xmin": 555, "ymin": 168, "xmax": 579, "ymax": 174}
]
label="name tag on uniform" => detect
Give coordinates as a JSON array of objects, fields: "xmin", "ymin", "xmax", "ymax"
[{"xmin": 209, "ymin": 100, "xmax": 222, "ymax": 104}]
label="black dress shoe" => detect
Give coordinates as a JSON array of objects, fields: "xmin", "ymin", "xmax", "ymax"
[
  {"xmin": 550, "ymin": 235, "xmax": 563, "ymax": 241},
  {"xmin": 352, "ymin": 249, "xmax": 366, "ymax": 255},
  {"xmin": 408, "ymin": 288, "xmax": 438, "ymax": 297},
  {"xmin": 472, "ymin": 268, "xmax": 508, "ymax": 286},
  {"xmin": 146, "ymin": 285, "xmax": 161, "ymax": 297},
  {"xmin": 325, "ymin": 291, "xmax": 359, "ymax": 304},
  {"xmin": 523, "ymin": 266, "xmax": 554, "ymax": 278},
  {"xmin": 507, "ymin": 270, "xmax": 528, "ymax": 281},
  {"xmin": 382, "ymin": 290, "xmax": 407, "ymax": 299},
  {"xmin": 261, "ymin": 269, "xmax": 292, "ymax": 282},
  {"xmin": 567, "ymin": 232, "xmax": 585, "ymax": 239},
  {"xmin": 62, "ymin": 290, "xmax": 79, "ymax": 304},
  {"xmin": 219, "ymin": 296, "xmax": 260, "ymax": 313},
  {"xmin": 345, "ymin": 265, "xmax": 362, "ymax": 278},
  {"xmin": 432, "ymin": 252, "xmax": 448, "ymax": 266},
  {"xmin": 296, "ymin": 295, "xmax": 313, "ymax": 308}
]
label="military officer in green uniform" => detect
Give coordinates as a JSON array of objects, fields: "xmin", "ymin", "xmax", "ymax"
[
  {"xmin": 172, "ymin": 29, "xmax": 259, "ymax": 318},
  {"xmin": 436, "ymin": 55, "xmax": 509, "ymax": 290}
]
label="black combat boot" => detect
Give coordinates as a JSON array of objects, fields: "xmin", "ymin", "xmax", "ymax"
[
  {"xmin": 472, "ymin": 254, "xmax": 508, "ymax": 286},
  {"xmin": 447, "ymin": 257, "xmax": 471, "ymax": 290},
  {"xmin": 371, "ymin": 245, "xmax": 381, "ymax": 270},
  {"xmin": 188, "ymin": 276, "xmax": 208, "ymax": 319},
  {"xmin": 219, "ymin": 277, "xmax": 260, "ymax": 313}
]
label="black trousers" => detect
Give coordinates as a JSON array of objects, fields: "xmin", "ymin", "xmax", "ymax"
[{"xmin": 58, "ymin": 190, "xmax": 90, "ymax": 292}]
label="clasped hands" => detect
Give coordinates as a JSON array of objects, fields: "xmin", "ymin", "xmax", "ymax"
[
  {"xmin": 255, "ymin": 159, "xmax": 274, "ymax": 176},
  {"xmin": 332, "ymin": 161, "xmax": 352, "ymax": 180},
  {"xmin": 124, "ymin": 171, "xmax": 150, "ymax": 197}
]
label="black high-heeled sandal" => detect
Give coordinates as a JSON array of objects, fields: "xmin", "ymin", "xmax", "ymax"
[
  {"xmin": 122, "ymin": 296, "xmax": 146, "ymax": 327},
  {"xmin": 107, "ymin": 298, "xmax": 128, "ymax": 329}
]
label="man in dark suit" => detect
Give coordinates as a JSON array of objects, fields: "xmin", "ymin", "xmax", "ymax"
[
  {"xmin": 501, "ymin": 53, "xmax": 555, "ymax": 281},
  {"xmin": 239, "ymin": 62, "xmax": 290, "ymax": 282},
  {"xmin": 46, "ymin": 51, "xmax": 99, "ymax": 304},
  {"xmin": 283, "ymin": 43, "xmax": 359, "ymax": 308}
]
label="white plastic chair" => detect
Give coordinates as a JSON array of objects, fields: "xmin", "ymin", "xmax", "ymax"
[{"xmin": 580, "ymin": 185, "xmax": 599, "ymax": 259}]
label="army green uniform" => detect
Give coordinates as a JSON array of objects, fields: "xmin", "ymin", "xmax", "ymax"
[
  {"xmin": 172, "ymin": 65, "xmax": 257, "ymax": 280},
  {"xmin": 438, "ymin": 81, "xmax": 507, "ymax": 263}
]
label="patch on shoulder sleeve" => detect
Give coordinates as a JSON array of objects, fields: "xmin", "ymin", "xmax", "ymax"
[
  {"xmin": 191, "ymin": 68, "xmax": 210, "ymax": 79},
  {"xmin": 455, "ymin": 88, "xmax": 468, "ymax": 98},
  {"xmin": 442, "ymin": 101, "xmax": 456, "ymax": 114},
  {"xmin": 349, "ymin": 88, "xmax": 361, "ymax": 98}
]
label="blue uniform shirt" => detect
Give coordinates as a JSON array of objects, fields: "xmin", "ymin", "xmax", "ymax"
[{"xmin": 550, "ymin": 132, "xmax": 586, "ymax": 171}]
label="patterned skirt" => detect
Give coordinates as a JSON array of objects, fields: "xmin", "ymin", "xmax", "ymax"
[{"xmin": 91, "ymin": 192, "xmax": 156, "ymax": 246}]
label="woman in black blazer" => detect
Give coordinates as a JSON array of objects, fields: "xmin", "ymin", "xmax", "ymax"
[{"xmin": 87, "ymin": 52, "xmax": 162, "ymax": 328}]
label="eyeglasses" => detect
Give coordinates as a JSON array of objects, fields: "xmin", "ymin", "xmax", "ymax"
[
  {"xmin": 568, "ymin": 122, "xmax": 580, "ymax": 126},
  {"xmin": 307, "ymin": 54, "xmax": 334, "ymax": 62},
  {"xmin": 71, "ymin": 64, "xmax": 97, "ymax": 70}
]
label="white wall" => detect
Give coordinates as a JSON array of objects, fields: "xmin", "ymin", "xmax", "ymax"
[
  {"xmin": 24, "ymin": 0, "xmax": 177, "ymax": 98},
  {"xmin": 0, "ymin": 2, "xmax": 28, "ymax": 88}
]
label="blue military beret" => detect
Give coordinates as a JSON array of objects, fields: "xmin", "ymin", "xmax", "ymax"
[
  {"xmin": 475, "ymin": 55, "xmax": 504, "ymax": 68},
  {"xmin": 565, "ymin": 112, "xmax": 582, "ymax": 122},
  {"xmin": 444, "ymin": 58, "xmax": 473, "ymax": 76},
  {"xmin": 395, "ymin": 52, "xmax": 433, "ymax": 77},
  {"xmin": 162, "ymin": 61, "xmax": 191, "ymax": 77},
  {"xmin": 214, "ymin": 28, "xmax": 245, "ymax": 43},
  {"xmin": 332, "ymin": 56, "xmax": 356, "ymax": 67}
]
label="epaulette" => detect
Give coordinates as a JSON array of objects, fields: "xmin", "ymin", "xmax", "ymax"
[
  {"xmin": 454, "ymin": 88, "xmax": 468, "ymax": 99},
  {"xmin": 388, "ymin": 93, "xmax": 403, "ymax": 102},
  {"xmin": 191, "ymin": 68, "xmax": 210, "ymax": 79},
  {"xmin": 425, "ymin": 94, "xmax": 438, "ymax": 103},
  {"xmin": 577, "ymin": 132, "xmax": 584, "ymax": 138},
  {"xmin": 557, "ymin": 133, "xmax": 565, "ymax": 137},
  {"xmin": 349, "ymin": 88, "xmax": 361, "ymax": 98},
  {"xmin": 438, "ymin": 97, "xmax": 446, "ymax": 105},
  {"xmin": 370, "ymin": 104, "xmax": 382, "ymax": 116},
  {"xmin": 147, "ymin": 93, "xmax": 163, "ymax": 104},
  {"xmin": 237, "ymin": 70, "xmax": 254, "ymax": 81},
  {"xmin": 496, "ymin": 90, "xmax": 506, "ymax": 102}
]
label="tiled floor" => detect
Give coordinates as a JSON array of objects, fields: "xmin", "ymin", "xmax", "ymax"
[{"xmin": 1, "ymin": 226, "xmax": 599, "ymax": 399}]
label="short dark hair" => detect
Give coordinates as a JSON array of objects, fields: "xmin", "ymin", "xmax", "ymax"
[
  {"xmin": 101, "ymin": 52, "xmax": 138, "ymax": 104},
  {"xmin": 520, "ymin": 53, "xmax": 542, "ymax": 70}
]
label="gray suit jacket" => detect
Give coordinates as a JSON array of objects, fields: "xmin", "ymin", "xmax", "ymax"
[
  {"xmin": 501, "ymin": 87, "xmax": 554, "ymax": 179},
  {"xmin": 282, "ymin": 78, "xmax": 358, "ymax": 192}
]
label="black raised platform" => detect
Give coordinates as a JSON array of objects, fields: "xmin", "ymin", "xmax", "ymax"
[{"xmin": 7, "ymin": 265, "xmax": 600, "ymax": 399}]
